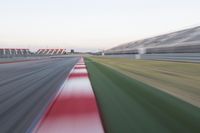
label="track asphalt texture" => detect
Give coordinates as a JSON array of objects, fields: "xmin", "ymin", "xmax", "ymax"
[
  {"xmin": 85, "ymin": 58, "xmax": 200, "ymax": 133},
  {"xmin": 35, "ymin": 58, "xmax": 104, "ymax": 133},
  {"xmin": 0, "ymin": 56, "xmax": 79, "ymax": 133}
]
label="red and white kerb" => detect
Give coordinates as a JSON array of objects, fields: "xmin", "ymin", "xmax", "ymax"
[{"xmin": 35, "ymin": 58, "xmax": 104, "ymax": 133}]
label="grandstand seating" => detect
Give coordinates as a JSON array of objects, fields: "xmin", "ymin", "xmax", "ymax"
[
  {"xmin": 0, "ymin": 48, "xmax": 32, "ymax": 57},
  {"xmin": 105, "ymin": 26, "xmax": 200, "ymax": 54},
  {"xmin": 35, "ymin": 49, "xmax": 66, "ymax": 56}
]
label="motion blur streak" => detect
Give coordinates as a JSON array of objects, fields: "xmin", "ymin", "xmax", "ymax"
[
  {"xmin": 35, "ymin": 58, "xmax": 104, "ymax": 133},
  {"xmin": 0, "ymin": 56, "xmax": 79, "ymax": 133}
]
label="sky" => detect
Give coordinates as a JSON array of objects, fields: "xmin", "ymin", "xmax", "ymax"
[{"xmin": 0, "ymin": 0, "xmax": 200, "ymax": 52}]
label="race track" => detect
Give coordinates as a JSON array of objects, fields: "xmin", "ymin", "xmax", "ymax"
[{"xmin": 0, "ymin": 57, "xmax": 79, "ymax": 133}]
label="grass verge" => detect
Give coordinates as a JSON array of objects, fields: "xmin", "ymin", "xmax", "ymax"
[
  {"xmin": 85, "ymin": 58, "xmax": 200, "ymax": 133},
  {"xmin": 88, "ymin": 57, "xmax": 200, "ymax": 107}
]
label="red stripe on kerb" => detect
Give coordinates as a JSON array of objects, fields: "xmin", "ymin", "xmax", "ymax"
[
  {"xmin": 74, "ymin": 66, "xmax": 86, "ymax": 69},
  {"xmin": 35, "ymin": 58, "xmax": 104, "ymax": 133},
  {"xmin": 42, "ymin": 95, "xmax": 98, "ymax": 118},
  {"xmin": 69, "ymin": 73, "xmax": 88, "ymax": 78}
]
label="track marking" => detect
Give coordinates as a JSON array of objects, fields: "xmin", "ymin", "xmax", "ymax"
[{"xmin": 34, "ymin": 58, "xmax": 104, "ymax": 133}]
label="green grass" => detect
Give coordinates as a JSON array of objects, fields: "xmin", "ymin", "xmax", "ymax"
[
  {"xmin": 85, "ymin": 58, "xmax": 200, "ymax": 133},
  {"xmin": 88, "ymin": 57, "xmax": 200, "ymax": 107}
]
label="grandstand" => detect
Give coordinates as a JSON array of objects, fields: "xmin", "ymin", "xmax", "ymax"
[
  {"xmin": 0, "ymin": 48, "xmax": 32, "ymax": 57},
  {"xmin": 105, "ymin": 26, "xmax": 200, "ymax": 54},
  {"xmin": 35, "ymin": 49, "xmax": 66, "ymax": 56}
]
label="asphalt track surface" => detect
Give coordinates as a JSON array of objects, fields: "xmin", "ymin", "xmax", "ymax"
[
  {"xmin": 0, "ymin": 57, "xmax": 79, "ymax": 133},
  {"xmin": 36, "ymin": 59, "xmax": 104, "ymax": 133}
]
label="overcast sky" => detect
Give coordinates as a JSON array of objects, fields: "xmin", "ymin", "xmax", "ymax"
[{"xmin": 0, "ymin": 0, "xmax": 200, "ymax": 51}]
